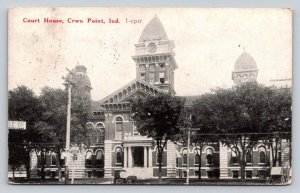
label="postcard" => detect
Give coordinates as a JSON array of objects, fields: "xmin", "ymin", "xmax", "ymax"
[{"xmin": 8, "ymin": 8, "xmax": 292, "ymax": 185}]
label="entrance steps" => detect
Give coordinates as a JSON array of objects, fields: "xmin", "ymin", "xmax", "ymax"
[{"xmin": 123, "ymin": 167, "xmax": 153, "ymax": 179}]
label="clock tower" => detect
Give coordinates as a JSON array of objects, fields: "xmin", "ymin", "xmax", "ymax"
[{"xmin": 131, "ymin": 15, "xmax": 178, "ymax": 95}]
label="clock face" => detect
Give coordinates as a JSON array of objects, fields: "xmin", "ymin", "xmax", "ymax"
[{"xmin": 147, "ymin": 43, "xmax": 157, "ymax": 53}]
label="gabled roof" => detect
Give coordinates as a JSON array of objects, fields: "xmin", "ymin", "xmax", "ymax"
[{"xmin": 98, "ymin": 79, "xmax": 164, "ymax": 105}]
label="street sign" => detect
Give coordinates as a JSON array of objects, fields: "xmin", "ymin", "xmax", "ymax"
[{"xmin": 8, "ymin": 121, "xmax": 26, "ymax": 130}]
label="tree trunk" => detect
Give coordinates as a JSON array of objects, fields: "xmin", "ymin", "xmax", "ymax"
[
  {"xmin": 12, "ymin": 169, "xmax": 15, "ymax": 182},
  {"xmin": 158, "ymin": 151, "xmax": 162, "ymax": 182},
  {"xmin": 25, "ymin": 163, "xmax": 30, "ymax": 180},
  {"xmin": 240, "ymin": 150, "xmax": 246, "ymax": 180},
  {"xmin": 57, "ymin": 155, "xmax": 62, "ymax": 181},
  {"xmin": 41, "ymin": 153, "xmax": 46, "ymax": 181},
  {"xmin": 64, "ymin": 156, "xmax": 69, "ymax": 184},
  {"xmin": 198, "ymin": 150, "xmax": 202, "ymax": 179}
]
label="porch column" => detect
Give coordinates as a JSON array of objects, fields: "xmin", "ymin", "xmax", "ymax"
[
  {"xmin": 128, "ymin": 147, "xmax": 132, "ymax": 167},
  {"xmin": 124, "ymin": 147, "xmax": 127, "ymax": 168},
  {"xmin": 148, "ymin": 148, "xmax": 152, "ymax": 167},
  {"xmin": 144, "ymin": 146, "xmax": 148, "ymax": 167}
]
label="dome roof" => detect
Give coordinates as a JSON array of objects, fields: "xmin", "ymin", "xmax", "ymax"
[
  {"xmin": 138, "ymin": 15, "xmax": 168, "ymax": 42},
  {"xmin": 234, "ymin": 51, "xmax": 257, "ymax": 71}
]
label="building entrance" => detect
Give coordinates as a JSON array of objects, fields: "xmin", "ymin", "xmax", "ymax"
[{"xmin": 132, "ymin": 147, "xmax": 144, "ymax": 167}]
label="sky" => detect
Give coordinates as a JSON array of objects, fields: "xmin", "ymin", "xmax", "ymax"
[{"xmin": 8, "ymin": 8, "xmax": 292, "ymax": 101}]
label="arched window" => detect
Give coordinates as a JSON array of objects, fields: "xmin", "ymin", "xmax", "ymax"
[
  {"xmin": 194, "ymin": 149, "xmax": 200, "ymax": 165},
  {"xmin": 115, "ymin": 117, "xmax": 124, "ymax": 140},
  {"xmin": 85, "ymin": 151, "xmax": 93, "ymax": 166},
  {"xmin": 246, "ymin": 150, "xmax": 252, "ymax": 164},
  {"xmin": 258, "ymin": 146, "xmax": 267, "ymax": 164},
  {"xmin": 115, "ymin": 147, "xmax": 123, "ymax": 165},
  {"xmin": 95, "ymin": 123, "xmax": 105, "ymax": 143},
  {"xmin": 50, "ymin": 152, "xmax": 57, "ymax": 166},
  {"xmin": 206, "ymin": 148, "xmax": 213, "ymax": 165},
  {"xmin": 182, "ymin": 149, "xmax": 188, "ymax": 165},
  {"xmin": 231, "ymin": 147, "xmax": 239, "ymax": 165},
  {"xmin": 86, "ymin": 123, "xmax": 94, "ymax": 129},
  {"xmin": 95, "ymin": 150, "xmax": 104, "ymax": 166}
]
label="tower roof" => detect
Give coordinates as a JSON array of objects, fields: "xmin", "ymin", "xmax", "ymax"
[
  {"xmin": 66, "ymin": 65, "xmax": 92, "ymax": 89},
  {"xmin": 234, "ymin": 50, "xmax": 257, "ymax": 71},
  {"xmin": 138, "ymin": 15, "xmax": 169, "ymax": 42}
]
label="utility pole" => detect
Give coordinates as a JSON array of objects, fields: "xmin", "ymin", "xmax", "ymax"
[
  {"xmin": 186, "ymin": 128, "xmax": 190, "ymax": 184},
  {"xmin": 184, "ymin": 114, "xmax": 200, "ymax": 185},
  {"xmin": 63, "ymin": 68, "xmax": 75, "ymax": 184},
  {"xmin": 186, "ymin": 127, "xmax": 200, "ymax": 185}
]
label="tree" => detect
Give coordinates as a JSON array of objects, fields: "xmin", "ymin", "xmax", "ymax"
[
  {"xmin": 131, "ymin": 93, "xmax": 185, "ymax": 181},
  {"xmin": 262, "ymin": 88, "xmax": 292, "ymax": 167},
  {"xmin": 8, "ymin": 85, "xmax": 43, "ymax": 179},
  {"xmin": 33, "ymin": 86, "xmax": 67, "ymax": 181},
  {"xmin": 8, "ymin": 130, "xmax": 27, "ymax": 181},
  {"xmin": 190, "ymin": 94, "xmax": 220, "ymax": 179},
  {"xmin": 191, "ymin": 82, "xmax": 282, "ymax": 180}
]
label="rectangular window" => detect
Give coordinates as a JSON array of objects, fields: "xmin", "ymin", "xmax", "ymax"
[
  {"xmin": 207, "ymin": 171, "xmax": 213, "ymax": 179},
  {"xmin": 246, "ymin": 170, "xmax": 252, "ymax": 179},
  {"xmin": 60, "ymin": 158, "xmax": 65, "ymax": 166},
  {"xmin": 278, "ymin": 151, "xmax": 282, "ymax": 166},
  {"xmin": 87, "ymin": 171, "xmax": 92, "ymax": 178},
  {"xmin": 195, "ymin": 171, "xmax": 199, "ymax": 177},
  {"xmin": 149, "ymin": 72, "xmax": 155, "ymax": 84},
  {"xmin": 133, "ymin": 124, "xmax": 139, "ymax": 135},
  {"xmin": 139, "ymin": 64, "xmax": 146, "ymax": 71},
  {"xmin": 232, "ymin": 170, "xmax": 239, "ymax": 179},
  {"xmin": 116, "ymin": 122, "xmax": 123, "ymax": 131},
  {"xmin": 51, "ymin": 155, "xmax": 57, "ymax": 166},
  {"xmin": 258, "ymin": 170, "xmax": 266, "ymax": 179},
  {"xmin": 51, "ymin": 171, "xmax": 56, "ymax": 178},
  {"xmin": 140, "ymin": 73, "xmax": 146, "ymax": 81},
  {"xmin": 149, "ymin": 64, "xmax": 155, "ymax": 70},
  {"xmin": 159, "ymin": 72, "xmax": 165, "ymax": 83}
]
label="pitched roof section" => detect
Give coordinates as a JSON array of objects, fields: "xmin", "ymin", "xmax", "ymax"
[
  {"xmin": 98, "ymin": 79, "xmax": 164, "ymax": 104},
  {"xmin": 91, "ymin": 100, "xmax": 105, "ymax": 111},
  {"xmin": 138, "ymin": 15, "xmax": 169, "ymax": 42},
  {"xmin": 179, "ymin": 95, "xmax": 202, "ymax": 107}
]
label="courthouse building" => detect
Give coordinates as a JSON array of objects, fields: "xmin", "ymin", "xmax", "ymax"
[{"xmin": 29, "ymin": 16, "xmax": 291, "ymax": 180}]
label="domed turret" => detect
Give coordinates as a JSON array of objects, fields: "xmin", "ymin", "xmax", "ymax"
[
  {"xmin": 232, "ymin": 49, "xmax": 259, "ymax": 85},
  {"xmin": 66, "ymin": 64, "xmax": 92, "ymax": 90},
  {"xmin": 138, "ymin": 15, "xmax": 168, "ymax": 42},
  {"xmin": 234, "ymin": 51, "xmax": 257, "ymax": 71}
]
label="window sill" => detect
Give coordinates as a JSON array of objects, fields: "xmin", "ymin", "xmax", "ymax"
[{"xmin": 258, "ymin": 163, "xmax": 267, "ymax": 165}]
